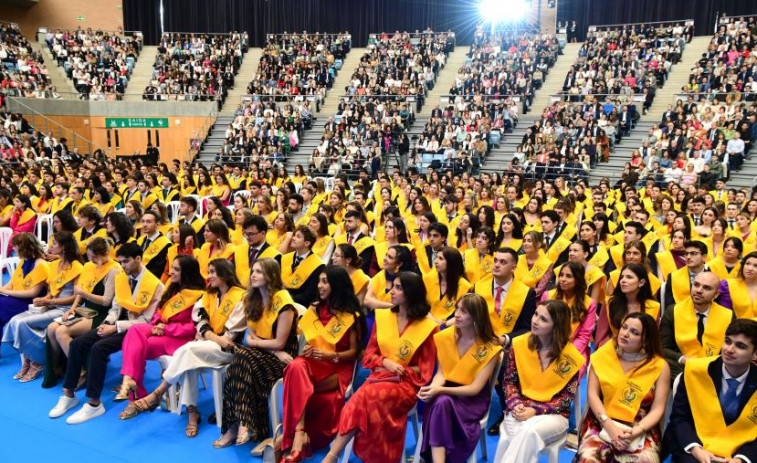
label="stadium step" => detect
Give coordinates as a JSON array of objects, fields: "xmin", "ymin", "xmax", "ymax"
[
  {"xmin": 123, "ymin": 45, "xmax": 159, "ymax": 101},
  {"xmin": 418, "ymin": 46, "xmax": 471, "ymax": 117},
  {"xmin": 318, "ymin": 47, "xmax": 368, "ymax": 118},
  {"xmin": 530, "ymin": 41, "xmax": 584, "ymax": 112},
  {"xmin": 30, "ymin": 38, "xmax": 78, "ymax": 96},
  {"xmin": 218, "ymin": 47, "xmax": 264, "ymax": 116}
]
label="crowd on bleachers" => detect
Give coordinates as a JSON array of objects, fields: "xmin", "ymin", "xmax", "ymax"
[
  {"xmin": 45, "ymin": 28, "xmax": 142, "ymax": 100},
  {"xmin": 246, "ymin": 32, "xmax": 351, "ymax": 108},
  {"xmin": 143, "ymin": 32, "xmax": 247, "ymax": 103},
  {"xmin": 0, "ymin": 22, "xmax": 56, "ymax": 99}
]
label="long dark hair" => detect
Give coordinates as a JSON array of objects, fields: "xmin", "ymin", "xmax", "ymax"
[
  {"xmin": 54, "ymin": 209, "xmax": 79, "ymax": 233},
  {"xmin": 529, "ymin": 299, "xmax": 572, "ymax": 360},
  {"xmin": 387, "ymin": 216, "xmax": 409, "ymax": 243},
  {"xmin": 614, "ymin": 312, "xmax": 663, "ymax": 372},
  {"xmin": 608, "ymin": 263, "xmax": 654, "ymax": 332},
  {"xmin": 438, "ymin": 246, "xmax": 465, "ymax": 301},
  {"xmin": 106, "ymin": 211, "xmax": 134, "ymax": 243},
  {"xmin": 159, "ymin": 255, "xmax": 206, "ymax": 307},
  {"xmin": 318, "ymin": 266, "xmax": 367, "ymax": 348},
  {"xmin": 52, "ymin": 231, "xmax": 82, "ymax": 264},
  {"xmin": 554, "ymin": 261, "xmax": 588, "ymax": 324},
  {"xmin": 208, "ymin": 258, "xmax": 242, "ymax": 295},
  {"xmin": 495, "ymin": 213, "xmax": 524, "ymax": 250},
  {"xmin": 391, "ymin": 271, "xmax": 431, "ymax": 321},
  {"xmin": 456, "ymin": 293, "xmax": 497, "ymax": 344}
]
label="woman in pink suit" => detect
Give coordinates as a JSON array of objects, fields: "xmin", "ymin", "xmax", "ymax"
[
  {"xmin": 9, "ymin": 195, "xmax": 37, "ymax": 243},
  {"xmin": 116, "ymin": 255, "xmax": 206, "ymax": 418}
]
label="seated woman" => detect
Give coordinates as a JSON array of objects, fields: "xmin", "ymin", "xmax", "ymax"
[
  {"xmin": 116, "ymin": 255, "xmax": 205, "ymax": 409},
  {"xmin": 718, "ymin": 251, "xmax": 757, "ymax": 318},
  {"xmin": 324, "ymin": 271, "xmax": 438, "ymax": 463},
  {"xmin": 309, "ymin": 213, "xmax": 335, "ymax": 264},
  {"xmin": 596, "ymin": 264, "xmax": 660, "ymax": 348},
  {"xmin": 419, "ymin": 293, "xmax": 502, "ymax": 462},
  {"xmin": 280, "ymin": 266, "xmax": 365, "ymax": 462},
  {"xmin": 424, "ymin": 246, "xmax": 471, "ymax": 325},
  {"xmin": 198, "ymin": 219, "xmax": 235, "ymax": 280},
  {"xmin": 3, "ymin": 232, "xmax": 82, "ymax": 383},
  {"xmin": 9, "ymin": 195, "xmax": 37, "ymax": 242},
  {"xmin": 44, "ymin": 237, "xmax": 118, "ymax": 388},
  {"xmin": 162, "ymin": 223, "xmax": 200, "ymax": 283},
  {"xmin": 120, "ymin": 258, "xmax": 245, "ymax": 432},
  {"xmin": 331, "ymin": 243, "xmax": 370, "ymax": 306},
  {"xmin": 577, "ymin": 313, "xmax": 670, "ymax": 462},
  {"xmin": 541, "ymin": 261, "xmax": 596, "ymax": 364},
  {"xmin": 0, "ymin": 233, "xmax": 49, "ymax": 336},
  {"xmin": 213, "ymin": 258, "xmax": 298, "ymax": 448},
  {"xmin": 493, "ymin": 299, "xmax": 584, "ymax": 463}
]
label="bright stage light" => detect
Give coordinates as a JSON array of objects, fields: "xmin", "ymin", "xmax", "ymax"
[{"xmin": 479, "ymin": 0, "xmax": 530, "ymax": 24}]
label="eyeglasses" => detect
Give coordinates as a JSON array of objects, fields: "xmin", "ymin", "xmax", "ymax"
[{"xmin": 684, "ymin": 251, "xmax": 702, "ymax": 257}]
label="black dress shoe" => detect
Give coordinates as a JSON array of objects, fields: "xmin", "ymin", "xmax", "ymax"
[{"xmin": 487, "ymin": 416, "xmax": 503, "ymax": 435}]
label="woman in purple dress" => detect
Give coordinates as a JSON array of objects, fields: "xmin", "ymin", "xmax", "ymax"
[{"xmin": 417, "ymin": 293, "xmax": 502, "ymax": 461}]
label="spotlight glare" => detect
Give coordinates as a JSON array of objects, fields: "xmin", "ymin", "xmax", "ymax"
[{"xmin": 479, "ymin": 0, "xmax": 530, "ymax": 24}]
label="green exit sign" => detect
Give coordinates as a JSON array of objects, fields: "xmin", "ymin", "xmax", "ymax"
[{"xmin": 106, "ymin": 118, "xmax": 169, "ymax": 129}]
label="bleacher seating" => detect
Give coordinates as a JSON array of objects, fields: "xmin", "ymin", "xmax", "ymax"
[{"xmin": 0, "ymin": 22, "xmax": 55, "ymax": 99}]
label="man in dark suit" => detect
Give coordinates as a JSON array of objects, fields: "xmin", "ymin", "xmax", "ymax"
[
  {"xmin": 339, "ymin": 210, "xmax": 376, "ymax": 276},
  {"xmin": 232, "ymin": 215, "xmax": 282, "ymax": 285},
  {"xmin": 663, "ymin": 318, "xmax": 757, "ymax": 463},
  {"xmin": 281, "ymin": 225, "xmax": 324, "ymax": 307}
]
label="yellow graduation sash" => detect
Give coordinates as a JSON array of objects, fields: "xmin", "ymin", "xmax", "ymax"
[
  {"xmin": 350, "ymin": 269, "xmax": 370, "ymax": 295},
  {"xmin": 157, "ymin": 189, "xmax": 179, "ymax": 203},
  {"xmin": 15, "ymin": 208, "xmax": 35, "ymax": 227},
  {"xmin": 474, "ymin": 277, "xmax": 531, "ymax": 335},
  {"xmin": 546, "ymin": 235, "xmax": 572, "ymax": 263},
  {"xmin": 547, "ymin": 288, "xmax": 592, "ymax": 335},
  {"xmin": 588, "ymin": 246, "xmax": 609, "ymax": 268},
  {"xmin": 416, "ymin": 244, "xmax": 433, "ymax": 275},
  {"xmin": 203, "ymin": 286, "xmax": 245, "ymax": 334},
  {"xmin": 670, "ymin": 267, "xmax": 692, "ymax": 303},
  {"xmin": 137, "ymin": 234, "xmax": 172, "ymax": 265},
  {"xmin": 159, "ymin": 288, "xmax": 204, "ymax": 321},
  {"xmin": 247, "ymin": 289, "xmax": 294, "ymax": 339},
  {"xmin": 9, "ymin": 259, "xmax": 48, "ymax": 290},
  {"xmin": 511, "ymin": 334, "xmax": 585, "ymax": 402},
  {"xmin": 47, "ymin": 260, "xmax": 83, "ymax": 297},
  {"xmin": 423, "ymin": 270, "xmax": 471, "ymax": 320},
  {"xmin": 77, "ymin": 260, "xmax": 119, "ymax": 293},
  {"xmin": 685, "ymin": 357, "xmax": 757, "ymax": 458},
  {"xmin": 610, "ymin": 269, "xmax": 662, "ymax": 296},
  {"xmin": 591, "ymin": 342, "xmax": 665, "ymax": 422},
  {"xmin": 299, "ymin": 306, "xmax": 356, "ymax": 353},
  {"xmin": 74, "ymin": 227, "xmax": 108, "ymax": 255},
  {"xmin": 708, "ymin": 257, "xmax": 741, "ymax": 281},
  {"xmin": 463, "ymin": 249, "xmax": 494, "ymax": 283},
  {"xmin": 197, "ymin": 242, "xmax": 235, "ymax": 279},
  {"xmin": 51, "ymin": 196, "xmax": 73, "ymax": 214},
  {"xmin": 515, "ymin": 254, "xmax": 552, "ymax": 289},
  {"xmin": 281, "ymin": 252, "xmax": 323, "ymax": 289},
  {"xmin": 233, "ymin": 243, "xmax": 281, "ymax": 286},
  {"xmin": 114, "ymin": 270, "xmax": 161, "ymax": 313},
  {"xmin": 726, "ymin": 278, "xmax": 757, "ymax": 318},
  {"xmin": 375, "ymin": 309, "xmax": 437, "ymax": 365},
  {"xmin": 655, "ymin": 251, "xmax": 679, "ymax": 280},
  {"xmin": 434, "ymin": 327, "xmax": 501, "ymax": 385},
  {"xmin": 609, "ymin": 244, "xmax": 624, "ymax": 270},
  {"xmin": 370, "ymin": 270, "xmax": 393, "ymax": 303},
  {"xmin": 674, "ymin": 299, "xmax": 731, "ymax": 358},
  {"xmin": 312, "ymin": 236, "xmax": 333, "ymax": 259}
]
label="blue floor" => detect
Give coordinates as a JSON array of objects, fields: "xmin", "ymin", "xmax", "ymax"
[{"xmin": 0, "ymin": 340, "xmax": 579, "ymax": 462}]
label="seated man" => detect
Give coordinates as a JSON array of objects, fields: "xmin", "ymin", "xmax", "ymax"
[
  {"xmin": 663, "ymin": 318, "xmax": 757, "ymax": 463},
  {"xmin": 660, "ymin": 271, "xmax": 735, "ymax": 379},
  {"xmin": 281, "ymin": 225, "xmax": 324, "ymax": 307}
]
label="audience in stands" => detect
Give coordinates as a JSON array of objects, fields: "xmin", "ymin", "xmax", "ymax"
[{"xmin": 0, "ymin": 22, "xmax": 56, "ymax": 98}]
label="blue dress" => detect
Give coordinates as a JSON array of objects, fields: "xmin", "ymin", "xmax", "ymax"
[{"xmin": 0, "ymin": 260, "xmax": 43, "ymax": 335}]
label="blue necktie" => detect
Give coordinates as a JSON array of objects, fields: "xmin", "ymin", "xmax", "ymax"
[{"xmin": 721, "ymin": 378, "xmax": 741, "ymax": 422}]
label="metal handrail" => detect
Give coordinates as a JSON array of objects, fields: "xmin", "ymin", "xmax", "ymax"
[
  {"xmin": 7, "ymin": 96, "xmax": 110, "ymax": 157},
  {"xmin": 588, "ymin": 19, "xmax": 694, "ymax": 31},
  {"xmin": 672, "ymin": 92, "xmax": 757, "ymax": 102},
  {"xmin": 160, "ymin": 31, "xmax": 247, "ymax": 37},
  {"xmin": 188, "ymin": 107, "xmax": 216, "ymax": 163},
  {"xmin": 549, "ymin": 93, "xmax": 645, "ymax": 103},
  {"xmin": 39, "ymin": 28, "xmax": 143, "ymax": 37},
  {"xmin": 368, "ymin": 31, "xmax": 455, "ymax": 40},
  {"xmin": 266, "ymin": 33, "xmax": 351, "ymax": 39},
  {"xmin": 720, "ymin": 14, "xmax": 757, "ymax": 21},
  {"xmin": 0, "ymin": 20, "xmax": 20, "ymax": 27}
]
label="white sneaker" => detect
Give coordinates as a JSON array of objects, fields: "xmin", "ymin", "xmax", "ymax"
[
  {"xmin": 66, "ymin": 403, "xmax": 105, "ymax": 424},
  {"xmin": 49, "ymin": 395, "xmax": 79, "ymax": 418}
]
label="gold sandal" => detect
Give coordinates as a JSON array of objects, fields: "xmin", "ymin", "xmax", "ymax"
[
  {"xmin": 185, "ymin": 405, "xmax": 201, "ymax": 438},
  {"xmin": 114, "ymin": 379, "xmax": 137, "ymax": 402}
]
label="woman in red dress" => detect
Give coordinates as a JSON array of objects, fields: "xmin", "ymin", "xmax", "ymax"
[
  {"xmin": 324, "ymin": 271, "xmax": 438, "ymax": 463},
  {"xmin": 279, "ymin": 266, "xmax": 366, "ymax": 462}
]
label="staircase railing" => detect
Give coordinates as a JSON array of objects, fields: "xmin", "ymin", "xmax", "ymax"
[{"xmin": 188, "ymin": 107, "xmax": 217, "ymax": 162}]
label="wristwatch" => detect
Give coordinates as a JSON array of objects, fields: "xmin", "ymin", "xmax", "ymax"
[{"xmin": 600, "ymin": 413, "xmax": 610, "ymax": 423}]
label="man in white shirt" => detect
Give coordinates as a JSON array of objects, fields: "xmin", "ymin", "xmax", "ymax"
[{"xmin": 727, "ymin": 131, "xmax": 745, "ymax": 171}]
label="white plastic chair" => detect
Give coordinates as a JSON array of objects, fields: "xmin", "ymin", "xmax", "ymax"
[
  {"xmin": 662, "ymin": 373, "xmax": 682, "ymax": 433},
  {"xmin": 166, "ymin": 201, "xmax": 181, "ymax": 224},
  {"xmin": 0, "ymin": 227, "xmax": 12, "ymax": 257},
  {"xmin": 157, "ymin": 355, "xmax": 178, "ymax": 412},
  {"xmin": 187, "ymin": 194, "xmax": 202, "ymax": 217},
  {"xmin": 538, "ymin": 381, "xmax": 583, "ymax": 463},
  {"xmin": 2, "ymin": 256, "xmax": 20, "ymax": 277},
  {"xmin": 35, "ymin": 214, "xmax": 52, "ymax": 245},
  {"xmin": 198, "ymin": 364, "xmax": 229, "ymax": 428},
  {"xmin": 234, "ymin": 190, "xmax": 251, "ymax": 201},
  {"xmin": 269, "ymin": 378, "xmax": 285, "ymax": 434}
]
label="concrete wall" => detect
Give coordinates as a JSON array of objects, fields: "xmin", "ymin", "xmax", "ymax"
[
  {"xmin": 0, "ymin": 0, "xmax": 124, "ymax": 39},
  {"xmin": 8, "ymin": 98, "xmax": 217, "ymax": 162}
]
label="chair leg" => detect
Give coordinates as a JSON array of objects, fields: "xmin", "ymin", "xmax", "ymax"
[
  {"xmin": 168, "ymin": 382, "xmax": 180, "ymax": 415},
  {"xmin": 480, "ymin": 427, "xmax": 487, "ymax": 460},
  {"xmin": 340, "ymin": 436, "xmax": 355, "ymax": 463},
  {"xmin": 211, "ymin": 370, "xmax": 224, "ymax": 429},
  {"xmin": 199, "ymin": 372, "xmax": 208, "ymax": 390},
  {"xmin": 412, "ymin": 423, "xmax": 424, "ymax": 463},
  {"xmin": 411, "ymin": 411, "xmax": 419, "ymax": 440}
]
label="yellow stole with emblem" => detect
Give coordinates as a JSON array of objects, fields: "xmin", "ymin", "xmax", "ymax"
[
  {"xmin": 47, "ymin": 260, "xmax": 83, "ymax": 296},
  {"xmin": 77, "ymin": 260, "xmax": 118, "ymax": 293},
  {"xmin": 546, "ymin": 235, "xmax": 572, "ymax": 263},
  {"xmin": 51, "ymin": 196, "xmax": 73, "ymax": 214},
  {"xmin": 655, "ymin": 251, "xmax": 679, "ymax": 281},
  {"xmin": 708, "ymin": 256, "xmax": 741, "ymax": 281},
  {"xmin": 515, "ymin": 253, "xmax": 552, "ymax": 289},
  {"xmin": 74, "ymin": 227, "xmax": 108, "ymax": 255},
  {"xmin": 299, "ymin": 306, "xmax": 356, "ymax": 352},
  {"xmin": 726, "ymin": 277, "xmax": 757, "ymax": 318},
  {"xmin": 685, "ymin": 357, "xmax": 757, "ymax": 458},
  {"xmin": 350, "ymin": 269, "xmax": 370, "ymax": 295},
  {"xmin": 247, "ymin": 289, "xmax": 294, "ymax": 339},
  {"xmin": 670, "ymin": 266, "xmax": 693, "ymax": 303},
  {"xmin": 114, "ymin": 271, "xmax": 161, "ymax": 313},
  {"xmin": 674, "ymin": 299, "xmax": 731, "ymax": 358},
  {"xmin": 159, "ymin": 287, "xmax": 204, "ymax": 321},
  {"xmin": 137, "ymin": 234, "xmax": 172, "ymax": 265},
  {"xmin": 203, "ymin": 286, "xmax": 245, "ymax": 333},
  {"xmin": 512, "ymin": 334, "xmax": 585, "ymax": 402},
  {"xmin": 463, "ymin": 249, "xmax": 494, "ymax": 283},
  {"xmin": 591, "ymin": 342, "xmax": 665, "ymax": 422},
  {"xmin": 423, "ymin": 270, "xmax": 471, "ymax": 320},
  {"xmin": 312, "ymin": 236, "xmax": 333, "ymax": 260},
  {"xmin": 370, "ymin": 270, "xmax": 393, "ymax": 303},
  {"xmin": 474, "ymin": 277, "xmax": 530, "ymax": 335},
  {"xmin": 281, "ymin": 252, "xmax": 323, "ymax": 289},
  {"xmin": 335, "ymin": 234, "xmax": 376, "ymax": 256},
  {"xmin": 233, "ymin": 243, "xmax": 280, "ymax": 286},
  {"xmin": 434, "ymin": 328, "xmax": 501, "ymax": 385},
  {"xmin": 197, "ymin": 242, "xmax": 235, "ymax": 279},
  {"xmin": 376, "ymin": 309, "xmax": 437, "ymax": 365},
  {"xmin": 9, "ymin": 259, "xmax": 48, "ymax": 290},
  {"xmin": 15, "ymin": 208, "xmax": 36, "ymax": 227}
]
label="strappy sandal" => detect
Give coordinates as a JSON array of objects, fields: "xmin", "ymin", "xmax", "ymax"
[
  {"xmin": 212, "ymin": 431, "xmax": 237, "ymax": 449},
  {"xmin": 118, "ymin": 395, "xmax": 159, "ymax": 420},
  {"xmin": 13, "ymin": 358, "xmax": 30, "ymax": 380},
  {"xmin": 114, "ymin": 379, "xmax": 137, "ymax": 402},
  {"xmin": 235, "ymin": 425, "xmax": 251, "ymax": 446},
  {"xmin": 19, "ymin": 362, "xmax": 44, "ymax": 383},
  {"xmin": 185, "ymin": 405, "xmax": 201, "ymax": 438}
]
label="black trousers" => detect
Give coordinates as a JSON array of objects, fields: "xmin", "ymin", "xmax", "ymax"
[{"xmin": 63, "ymin": 328, "xmax": 127, "ymax": 400}]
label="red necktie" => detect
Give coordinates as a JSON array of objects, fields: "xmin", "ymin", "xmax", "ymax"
[
  {"xmin": 494, "ymin": 286, "xmax": 504, "ymax": 316},
  {"xmin": 348, "ymin": 235, "xmax": 354, "ymax": 245}
]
